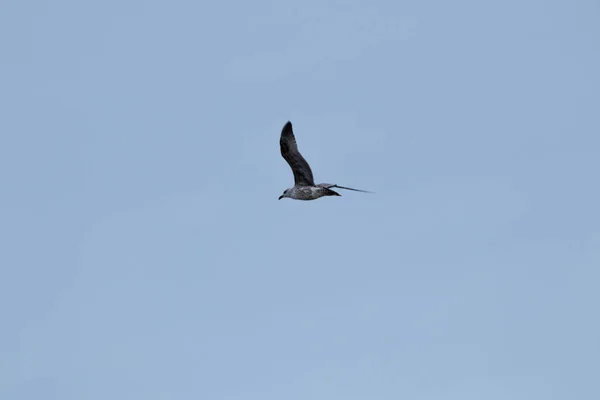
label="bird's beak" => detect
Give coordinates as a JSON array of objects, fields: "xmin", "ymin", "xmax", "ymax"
[{"xmin": 278, "ymin": 195, "xmax": 283, "ymax": 200}]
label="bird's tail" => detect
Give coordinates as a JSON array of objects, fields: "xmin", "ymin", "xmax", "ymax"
[{"xmin": 324, "ymin": 188, "xmax": 341, "ymax": 197}]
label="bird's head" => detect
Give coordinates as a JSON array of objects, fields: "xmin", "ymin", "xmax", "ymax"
[{"xmin": 278, "ymin": 188, "xmax": 291, "ymax": 200}]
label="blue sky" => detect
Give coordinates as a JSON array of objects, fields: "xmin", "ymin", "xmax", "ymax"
[{"xmin": 1, "ymin": 0, "xmax": 599, "ymax": 399}]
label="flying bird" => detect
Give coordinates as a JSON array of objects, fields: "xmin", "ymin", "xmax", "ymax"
[{"xmin": 278, "ymin": 121, "xmax": 372, "ymax": 201}]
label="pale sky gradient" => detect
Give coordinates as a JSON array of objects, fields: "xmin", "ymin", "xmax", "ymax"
[{"xmin": 1, "ymin": 1, "xmax": 599, "ymax": 399}]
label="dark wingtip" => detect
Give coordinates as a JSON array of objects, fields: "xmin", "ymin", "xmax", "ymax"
[{"xmin": 282, "ymin": 121, "xmax": 292, "ymax": 131}]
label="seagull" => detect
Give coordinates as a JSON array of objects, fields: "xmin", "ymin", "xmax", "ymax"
[{"xmin": 278, "ymin": 121, "xmax": 372, "ymax": 201}]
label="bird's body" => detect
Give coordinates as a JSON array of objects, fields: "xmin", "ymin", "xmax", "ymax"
[
  {"xmin": 278, "ymin": 121, "xmax": 372, "ymax": 201},
  {"xmin": 283, "ymin": 184, "xmax": 341, "ymax": 201}
]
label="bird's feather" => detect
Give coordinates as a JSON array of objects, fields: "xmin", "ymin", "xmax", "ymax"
[{"xmin": 280, "ymin": 121, "xmax": 315, "ymax": 186}]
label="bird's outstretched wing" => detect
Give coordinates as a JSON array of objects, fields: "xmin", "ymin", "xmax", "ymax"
[
  {"xmin": 280, "ymin": 121, "xmax": 315, "ymax": 186},
  {"xmin": 317, "ymin": 183, "xmax": 374, "ymax": 193}
]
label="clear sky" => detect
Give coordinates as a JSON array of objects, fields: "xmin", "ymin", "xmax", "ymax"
[{"xmin": 1, "ymin": 1, "xmax": 599, "ymax": 399}]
